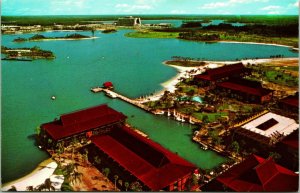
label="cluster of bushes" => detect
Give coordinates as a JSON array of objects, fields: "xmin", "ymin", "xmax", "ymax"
[{"xmin": 178, "ymin": 32, "xmax": 220, "ymax": 41}]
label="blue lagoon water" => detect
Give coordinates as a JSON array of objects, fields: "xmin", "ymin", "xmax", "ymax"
[{"xmin": 1, "ymin": 30, "xmax": 298, "ymax": 183}]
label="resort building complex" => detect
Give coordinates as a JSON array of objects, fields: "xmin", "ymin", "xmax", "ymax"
[
  {"xmin": 40, "ymin": 104, "xmax": 197, "ymax": 191},
  {"xmin": 40, "ymin": 104, "xmax": 127, "ymax": 145},
  {"xmin": 116, "ymin": 16, "xmax": 141, "ymax": 26},
  {"xmin": 234, "ymin": 111, "xmax": 298, "ymax": 146},
  {"xmin": 203, "ymin": 154, "xmax": 299, "ymax": 192},
  {"xmin": 194, "ymin": 63, "xmax": 272, "ymax": 103},
  {"xmin": 88, "ymin": 125, "xmax": 197, "ymax": 191}
]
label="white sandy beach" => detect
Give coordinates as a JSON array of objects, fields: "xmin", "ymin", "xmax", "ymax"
[
  {"xmin": 219, "ymin": 40, "xmax": 299, "ymax": 51},
  {"xmin": 1, "ymin": 159, "xmax": 62, "ymax": 191},
  {"xmin": 136, "ymin": 57, "xmax": 298, "ymax": 103}
]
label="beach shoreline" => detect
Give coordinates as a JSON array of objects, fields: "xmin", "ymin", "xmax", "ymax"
[
  {"xmin": 218, "ymin": 40, "xmax": 299, "ymax": 51},
  {"xmin": 1, "ymin": 158, "xmax": 56, "ymax": 191},
  {"xmin": 137, "ymin": 57, "xmax": 298, "ymax": 103}
]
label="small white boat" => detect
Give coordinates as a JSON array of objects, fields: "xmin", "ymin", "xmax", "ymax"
[{"xmin": 51, "ymin": 96, "xmax": 56, "ymax": 100}]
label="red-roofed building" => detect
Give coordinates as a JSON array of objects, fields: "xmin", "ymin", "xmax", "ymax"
[
  {"xmin": 216, "ymin": 78, "xmax": 273, "ymax": 103},
  {"xmin": 279, "ymin": 92, "xmax": 299, "ymax": 113},
  {"xmin": 194, "ymin": 63, "xmax": 249, "ymax": 88},
  {"xmin": 40, "ymin": 104, "xmax": 127, "ymax": 145},
  {"xmin": 203, "ymin": 154, "xmax": 298, "ymax": 192},
  {"xmin": 276, "ymin": 129, "xmax": 299, "ymax": 171},
  {"xmin": 87, "ymin": 126, "xmax": 197, "ymax": 191},
  {"xmin": 103, "ymin": 81, "xmax": 113, "ymax": 89}
]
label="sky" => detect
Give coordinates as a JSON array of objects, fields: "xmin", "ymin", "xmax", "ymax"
[{"xmin": 2, "ymin": 0, "xmax": 299, "ymax": 16}]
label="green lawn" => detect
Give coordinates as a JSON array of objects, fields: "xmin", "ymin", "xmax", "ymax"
[
  {"xmin": 265, "ymin": 70, "xmax": 298, "ymax": 87},
  {"xmin": 125, "ymin": 31, "xmax": 179, "ymax": 39},
  {"xmin": 192, "ymin": 112, "xmax": 228, "ymax": 122}
]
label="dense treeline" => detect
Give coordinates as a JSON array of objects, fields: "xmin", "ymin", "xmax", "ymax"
[
  {"xmin": 2, "ymin": 15, "xmax": 298, "ymax": 26},
  {"xmin": 202, "ymin": 23, "xmax": 298, "ymax": 37},
  {"xmin": 154, "ymin": 23, "xmax": 298, "ymax": 38}
]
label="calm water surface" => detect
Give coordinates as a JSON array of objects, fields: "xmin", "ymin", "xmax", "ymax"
[{"xmin": 1, "ymin": 30, "xmax": 297, "ymax": 183}]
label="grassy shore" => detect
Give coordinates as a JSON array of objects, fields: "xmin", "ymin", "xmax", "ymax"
[
  {"xmin": 125, "ymin": 31, "xmax": 179, "ymax": 39},
  {"xmin": 125, "ymin": 30, "xmax": 298, "ymax": 48}
]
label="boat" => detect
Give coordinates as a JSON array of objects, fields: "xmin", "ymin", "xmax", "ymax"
[
  {"xmin": 167, "ymin": 109, "xmax": 171, "ymax": 116},
  {"xmin": 189, "ymin": 117, "xmax": 195, "ymax": 124},
  {"xmin": 153, "ymin": 110, "xmax": 164, "ymax": 115},
  {"xmin": 51, "ymin": 96, "xmax": 56, "ymax": 100}
]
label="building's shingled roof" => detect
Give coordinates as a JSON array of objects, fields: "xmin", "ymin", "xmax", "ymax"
[
  {"xmin": 91, "ymin": 126, "xmax": 197, "ymax": 191},
  {"xmin": 281, "ymin": 129, "xmax": 299, "ymax": 150},
  {"xmin": 217, "ymin": 154, "xmax": 298, "ymax": 192},
  {"xmin": 194, "ymin": 63, "xmax": 246, "ymax": 81},
  {"xmin": 41, "ymin": 104, "xmax": 127, "ymax": 140},
  {"xmin": 280, "ymin": 92, "xmax": 299, "ymax": 108},
  {"xmin": 217, "ymin": 78, "xmax": 272, "ymax": 97}
]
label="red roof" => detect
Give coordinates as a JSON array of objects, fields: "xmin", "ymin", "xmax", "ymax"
[
  {"xmin": 217, "ymin": 154, "xmax": 298, "ymax": 192},
  {"xmin": 217, "ymin": 80, "xmax": 272, "ymax": 97},
  {"xmin": 280, "ymin": 93, "xmax": 299, "ymax": 108},
  {"xmin": 194, "ymin": 63, "xmax": 246, "ymax": 81},
  {"xmin": 103, "ymin": 81, "xmax": 113, "ymax": 88},
  {"xmin": 42, "ymin": 104, "xmax": 127, "ymax": 140},
  {"xmin": 91, "ymin": 126, "xmax": 197, "ymax": 191},
  {"xmin": 281, "ymin": 130, "xmax": 299, "ymax": 150}
]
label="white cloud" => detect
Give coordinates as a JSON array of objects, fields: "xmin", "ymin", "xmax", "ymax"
[
  {"xmin": 199, "ymin": 0, "xmax": 269, "ymax": 9},
  {"xmin": 290, "ymin": 0, "xmax": 299, "ymax": 7},
  {"xmin": 200, "ymin": 2, "xmax": 228, "ymax": 9},
  {"xmin": 115, "ymin": 3, "xmax": 153, "ymax": 13},
  {"xmin": 268, "ymin": 11, "xmax": 281, "ymax": 14},
  {"xmin": 260, "ymin": 5, "xmax": 281, "ymax": 10},
  {"xmin": 170, "ymin": 10, "xmax": 187, "ymax": 14}
]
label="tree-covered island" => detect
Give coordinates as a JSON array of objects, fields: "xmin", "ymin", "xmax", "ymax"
[
  {"xmin": 13, "ymin": 33, "xmax": 93, "ymax": 42},
  {"xmin": 2, "ymin": 46, "xmax": 55, "ymax": 59}
]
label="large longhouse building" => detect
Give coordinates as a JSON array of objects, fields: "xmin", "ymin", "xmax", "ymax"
[
  {"xmin": 40, "ymin": 104, "xmax": 197, "ymax": 191},
  {"xmin": 88, "ymin": 125, "xmax": 197, "ymax": 191},
  {"xmin": 40, "ymin": 104, "xmax": 127, "ymax": 146}
]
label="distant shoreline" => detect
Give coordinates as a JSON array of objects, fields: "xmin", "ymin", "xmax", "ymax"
[
  {"xmin": 29, "ymin": 37, "xmax": 99, "ymax": 41},
  {"xmin": 218, "ymin": 40, "xmax": 299, "ymax": 51}
]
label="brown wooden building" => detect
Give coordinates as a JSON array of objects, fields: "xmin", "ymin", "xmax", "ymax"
[
  {"xmin": 40, "ymin": 104, "xmax": 127, "ymax": 146},
  {"xmin": 216, "ymin": 78, "xmax": 273, "ymax": 103}
]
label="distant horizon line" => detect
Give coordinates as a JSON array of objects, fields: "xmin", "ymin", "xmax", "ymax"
[{"xmin": 2, "ymin": 14, "xmax": 299, "ymax": 17}]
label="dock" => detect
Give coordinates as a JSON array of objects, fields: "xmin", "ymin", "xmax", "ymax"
[{"xmin": 91, "ymin": 87, "xmax": 151, "ymax": 112}]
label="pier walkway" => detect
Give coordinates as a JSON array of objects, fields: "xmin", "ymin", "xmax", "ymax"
[{"xmin": 91, "ymin": 87, "xmax": 151, "ymax": 112}]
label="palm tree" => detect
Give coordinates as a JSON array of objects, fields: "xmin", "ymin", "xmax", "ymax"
[
  {"xmin": 44, "ymin": 178, "xmax": 55, "ymax": 191},
  {"xmin": 124, "ymin": 182, "xmax": 129, "ymax": 192},
  {"xmin": 118, "ymin": 179, "xmax": 123, "ymax": 187},
  {"xmin": 114, "ymin": 175, "xmax": 119, "ymax": 190},
  {"xmin": 7, "ymin": 185, "xmax": 17, "ymax": 191},
  {"xmin": 102, "ymin": 168, "xmax": 110, "ymax": 180},
  {"xmin": 36, "ymin": 178, "xmax": 55, "ymax": 191},
  {"xmin": 130, "ymin": 181, "xmax": 143, "ymax": 191},
  {"xmin": 93, "ymin": 155, "xmax": 101, "ymax": 166},
  {"xmin": 70, "ymin": 170, "xmax": 83, "ymax": 184},
  {"xmin": 26, "ymin": 186, "xmax": 34, "ymax": 191},
  {"xmin": 230, "ymin": 141, "xmax": 240, "ymax": 155}
]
